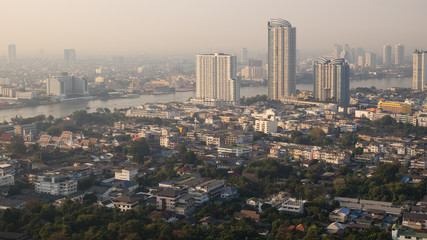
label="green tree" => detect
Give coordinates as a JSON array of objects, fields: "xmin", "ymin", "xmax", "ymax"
[
  {"xmin": 128, "ymin": 139, "xmax": 150, "ymax": 164},
  {"xmin": 5, "ymin": 143, "xmax": 27, "ymax": 156}
]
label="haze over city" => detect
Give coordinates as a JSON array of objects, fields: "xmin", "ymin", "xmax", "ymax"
[{"xmin": 1, "ymin": 0, "xmax": 427, "ymax": 57}]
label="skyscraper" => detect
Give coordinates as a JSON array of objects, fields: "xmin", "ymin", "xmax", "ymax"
[
  {"xmin": 241, "ymin": 48, "xmax": 248, "ymax": 66},
  {"xmin": 365, "ymin": 52, "xmax": 376, "ymax": 68},
  {"xmin": 8, "ymin": 44, "xmax": 16, "ymax": 65},
  {"xmin": 413, "ymin": 50, "xmax": 426, "ymax": 91},
  {"xmin": 383, "ymin": 44, "xmax": 392, "ymax": 67},
  {"xmin": 334, "ymin": 44, "xmax": 342, "ymax": 59},
  {"xmin": 395, "ymin": 43, "xmax": 404, "ymax": 66},
  {"xmin": 268, "ymin": 18, "xmax": 296, "ymax": 99},
  {"xmin": 313, "ymin": 58, "xmax": 350, "ymax": 107},
  {"xmin": 64, "ymin": 49, "xmax": 76, "ymax": 65},
  {"xmin": 196, "ymin": 53, "xmax": 239, "ymax": 104}
]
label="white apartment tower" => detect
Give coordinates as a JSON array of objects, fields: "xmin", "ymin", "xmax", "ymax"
[
  {"xmin": 313, "ymin": 58, "xmax": 350, "ymax": 107},
  {"xmin": 383, "ymin": 44, "xmax": 392, "ymax": 67},
  {"xmin": 268, "ymin": 18, "xmax": 296, "ymax": 99},
  {"xmin": 196, "ymin": 53, "xmax": 239, "ymax": 105},
  {"xmin": 395, "ymin": 43, "xmax": 404, "ymax": 66},
  {"xmin": 413, "ymin": 50, "xmax": 426, "ymax": 91},
  {"xmin": 365, "ymin": 52, "xmax": 376, "ymax": 68}
]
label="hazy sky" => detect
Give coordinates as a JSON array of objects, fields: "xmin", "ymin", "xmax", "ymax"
[{"xmin": 1, "ymin": 0, "xmax": 427, "ymax": 57}]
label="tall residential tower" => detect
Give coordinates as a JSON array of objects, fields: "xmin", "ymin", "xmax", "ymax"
[
  {"xmin": 196, "ymin": 53, "xmax": 239, "ymax": 105},
  {"xmin": 8, "ymin": 44, "xmax": 16, "ymax": 65},
  {"xmin": 395, "ymin": 43, "xmax": 404, "ymax": 66},
  {"xmin": 383, "ymin": 44, "xmax": 392, "ymax": 67},
  {"xmin": 313, "ymin": 58, "xmax": 350, "ymax": 107},
  {"xmin": 413, "ymin": 50, "xmax": 426, "ymax": 91},
  {"xmin": 268, "ymin": 18, "xmax": 296, "ymax": 99}
]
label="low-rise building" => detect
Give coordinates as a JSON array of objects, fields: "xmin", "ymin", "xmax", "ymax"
[
  {"xmin": 35, "ymin": 174, "xmax": 77, "ymax": 196},
  {"xmin": 115, "ymin": 168, "xmax": 138, "ymax": 181},
  {"xmin": 112, "ymin": 196, "xmax": 141, "ymax": 212}
]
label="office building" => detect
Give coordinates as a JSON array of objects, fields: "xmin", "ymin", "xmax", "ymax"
[
  {"xmin": 313, "ymin": 58, "xmax": 350, "ymax": 107},
  {"xmin": 196, "ymin": 53, "xmax": 239, "ymax": 105},
  {"xmin": 413, "ymin": 50, "xmax": 426, "ymax": 91},
  {"xmin": 383, "ymin": 44, "xmax": 392, "ymax": 67},
  {"xmin": 8, "ymin": 44, "xmax": 16, "ymax": 65},
  {"xmin": 47, "ymin": 72, "xmax": 89, "ymax": 98},
  {"xmin": 395, "ymin": 43, "xmax": 404, "ymax": 66},
  {"xmin": 268, "ymin": 18, "xmax": 296, "ymax": 99},
  {"xmin": 365, "ymin": 52, "xmax": 376, "ymax": 68},
  {"xmin": 64, "ymin": 49, "xmax": 76, "ymax": 65}
]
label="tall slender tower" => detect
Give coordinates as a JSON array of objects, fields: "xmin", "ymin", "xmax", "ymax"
[
  {"xmin": 313, "ymin": 58, "xmax": 350, "ymax": 107},
  {"xmin": 241, "ymin": 48, "xmax": 248, "ymax": 66},
  {"xmin": 365, "ymin": 52, "xmax": 376, "ymax": 68},
  {"xmin": 196, "ymin": 53, "xmax": 239, "ymax": 104},
  {"xmin": 64, "ymin": 49, "xmax": 76, "ymax": 65},
  {"xmin": 268, "ymin": 18, "xmax": 296, "ymax": 99},
  {"xmin": 8, "ymin": 44, "xmax": 16, "ymax": 65},
  {"xmin": 395, "ymin": 43, "xmax": 404, "ymax": 66},
  {"xmin": 413, "ymin": 50, "xmax": 426, "ymax": 91},
  {"xmin": 383, "ymin": 44, "xmax": 392, "ymax": 67}
]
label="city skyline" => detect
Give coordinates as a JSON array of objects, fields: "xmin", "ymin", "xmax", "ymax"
[{"xmin": 1, "ymin": 0, "xmax": 427, "ymax": 57}]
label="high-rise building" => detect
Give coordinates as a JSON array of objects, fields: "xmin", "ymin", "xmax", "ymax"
[
  {"xmin": 196, "ymin": 53, "xmax": 239, "ymax": 105},
  {"xmin": 357, "ymin": 56, "xmax": 364, "ymax": 67},
  {"xmin": 64, "ymin": 49, "xmax": 76, "ymax": 65},
  {"xmin": 8, "ymin": 44, "xmax": 16, "ymax": 65},
  {"xmin": 47, "ymin": 72, "xmax": 89, "ymax": 98},
  {"xmin": 313, "ymin": 58, "xmax": 350, "ymax": 107},
  {"xmin": 365, "ymin": 52, "xmax": 376, "ymax": 68},
  {"xmin": 395, "ymin": 43, "xmax": 404, "ymax": 66},
  {"xmin": 268, "ymin": 18, "xmax": 296, "ymax": 99},
  {"xmin": 383, "ymin": 44, "xmax": 392, "ymax": 67},
  {"xmin": 334, "ymin": 44, "xmax": 342, "ymax": 59},
  {"xmin": 241, "ymin": 48, "xmax": 248, "ymax": 66},
  {"xmin": 413, "ymin": 50, "xmax": 426, "ymax": 91}
]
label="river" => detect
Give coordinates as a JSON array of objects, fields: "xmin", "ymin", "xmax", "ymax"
[{"xmin": 0, "ymin": 77, "xmax": 412, "ymax": 122}]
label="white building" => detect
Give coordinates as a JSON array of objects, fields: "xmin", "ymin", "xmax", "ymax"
[
  {"xmin": 383, "ymin": 44, "xmax": 392, "ymax": 67},
  {"xmin": 115, "ymin": 168, "xmax": 138, "ymax": 181},
  {"xmin": 365, "ymin": 52, "xmax": 376, "ymax": 68},
  {"xmin": 0, "ymin": 175, "xmax": 14, "ymax": 187},
  {"xmin": 255, "ymin": 119, "xmax": 277, "ymax": 134},
  {"xmin": 35, "ymin": 175, "xmax": 77, "ymax": 196},
  {"xmin": 278, "ymin": 198, "xmax": 306, "ymax": 214},
  {"xmin": 217, "ymin": 146, "xmax": 252, "ymax": 157},
  {"xmin": 268, "ymin": 18, "xmax": 296, "ymax": 99},
  {"xmin": 0, "ymin": 164, "xmax": 14, "ymax": 187},
  {"xmin": 313, "ymin": 58, "xmax": 350, "ymax": 107},
  {"xmin": 196, "ymin": 53, "xmax": 239, "ymax": 105},
  {"xmin": 413, "ymin": 50, "xmax": 426, "ymax": 91},
  {"xmin": 46, "ymin": 73, "xmax": 88, "ymax": 98}
]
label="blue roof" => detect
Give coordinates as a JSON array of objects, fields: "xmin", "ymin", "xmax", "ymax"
[
  {"xmin": 401, "ymin": 176, "xmax": 410, "ymax": 182},
  {"xmin": 338, "ymin": 208, "xmax": 350, "ymax": 214},
  {"xmin": 350, "ymin": 211, "xmax": 362, "ymax": 216}
]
